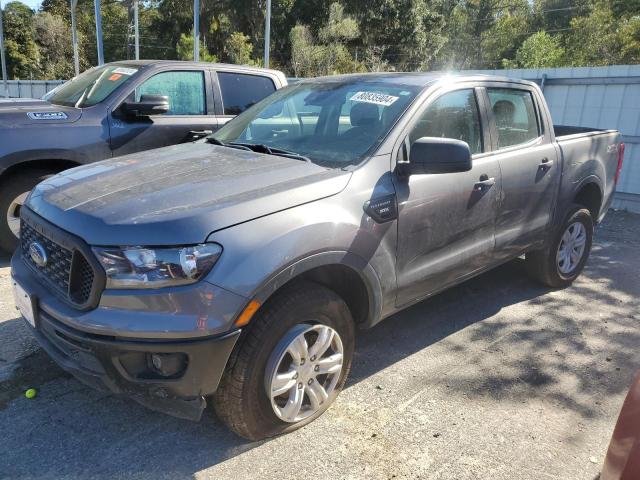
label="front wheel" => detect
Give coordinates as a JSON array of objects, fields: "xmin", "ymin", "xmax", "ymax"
[
  {"xmin": 213, "ymin": 282, "xmax": 355, "ymax": 441},
  {"xmin": 525, "ymin": 204, "xmax": 594, "ymax": 288},
  {"xmin": 0, "ymin": 170, "xmax": 56, "ymax": 253}
]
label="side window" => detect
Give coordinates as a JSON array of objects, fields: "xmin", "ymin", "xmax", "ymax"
[
  {"xmin": 487, "ymin": 88, "xmax": 540, "ymax": 149},
  {"xmin": 409, "ymin": 89, "xmax": 483, "ymax": 155},
  {"xmin": 135, "ymin": 71, "xmax": 205, "ymax": 115},
  {"xmin": 218, "ymin": 72, "xmax": 276, "ymax": 115}
]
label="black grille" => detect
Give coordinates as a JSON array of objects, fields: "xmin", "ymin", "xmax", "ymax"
[
  {"xmin": 21, "ymin": 221, "xmax": 73, "ymax": 295},
  {"xmin": 20, "ymin": 214, "xmax": 99, "ymax": 307}
]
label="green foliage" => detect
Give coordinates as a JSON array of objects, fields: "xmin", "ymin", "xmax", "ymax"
[
  {"xmin": 0, "ymin": 0, "xmax": 639, "ymax": 80},
  {"xmin": 506, "ymin": 31, "xmax": 566, "ymax": 68},
  {"xmin": 224, "ymin": 31, "xmax": 257, "ymax": 65},
  {"xmin": 176, "ymin": 33, "xmax": 217, "ymax": 62}
]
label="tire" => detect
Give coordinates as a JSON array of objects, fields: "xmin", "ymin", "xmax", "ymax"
[
  {"xmin": 213, "ymin": 281, "xmax": 355, "ymax": 441},
  {"xmin": 0, "ymin": 169, "xmax": 56, "ymax": 253},
  {"xmin": 525, "ymin": 204, "xmax": 593, "ymax": 288}
]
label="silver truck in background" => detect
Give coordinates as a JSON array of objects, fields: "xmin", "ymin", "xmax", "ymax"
[{"xmin": 11, "ymin": 73, "xmax": 624, "ymax": 440}]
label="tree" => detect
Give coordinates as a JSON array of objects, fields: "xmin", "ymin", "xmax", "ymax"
[
  {"xmin": 506, "ymin": 31, "xmax": 566, "ymax": 68},
  {"xmin": 346, "ymin": 0, "xmax": 445, "ymax": 71},
  {"xmin": 34, "ymin": 12, "xmax": 75, "ymax": 79},
  {"xmin": 224, "ymin": 31, "xmax": 257, "ymax": 65},
  {"xmin": 176, "ymin": 33, "xmax": 217, "ymax": 62},
  {"xmin": 566, "ymin": 2, "xmax": 622, "ymax": 66},
  {"xmin": 3, "ymin": 2, "xmax": 40, "ymax": 79}
]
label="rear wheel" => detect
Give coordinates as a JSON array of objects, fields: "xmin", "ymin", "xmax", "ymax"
[
  {"xmin": 0, "ymin": 170, "xmax": 57, "ymax": 253},
  {"xmin": 525, "ymin": 204, "xmax": 593, "ymax": 288},
  {"xmin": 213, "ymin": 282, "xmax": 355, "ymax": 441}
]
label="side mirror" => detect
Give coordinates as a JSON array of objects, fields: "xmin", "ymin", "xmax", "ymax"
[
  {"xmin": 122, "ymin": 94, "xmax": 170, "ymax": 117},
  {"xmin": 398, "ymin": 137, "xmax": 472, "ymax": 176}
]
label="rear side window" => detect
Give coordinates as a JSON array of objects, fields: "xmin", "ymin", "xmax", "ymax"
[
  {"xmin": 135, "ymin": 71, "xmax": 206, "ymax": 115},
  {"xmin": 409, "ymin": 89, "xmax": 483, "ymax": 154},
  {"xmin": 487, "ymin": 88, "xmax": 540, "ymax": 149},
  {"xmin": 218, "ymin": 72, "xmax": 276, "ymax": 115}
]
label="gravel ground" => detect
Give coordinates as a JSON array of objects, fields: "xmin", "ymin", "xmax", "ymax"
[{"xmin": 0, "ymin": 210, "xmax": 638, "ymax": 480}]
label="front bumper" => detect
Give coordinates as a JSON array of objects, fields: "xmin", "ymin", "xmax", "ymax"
[{"xmin": 12, "ymin": 252, "xmax": 243, "ymax": 420}]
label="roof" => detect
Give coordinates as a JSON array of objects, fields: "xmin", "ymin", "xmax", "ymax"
[
  {"xmin": 107, "ymin": 59, "xmax": 284, "ymax": 76},
  {"xmin": 298, "ymin": 72, "xmax": 539, "ymax": 89}
]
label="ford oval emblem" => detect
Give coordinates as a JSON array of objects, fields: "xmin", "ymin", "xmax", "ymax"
[{"xmin": 29, "ymin": 242, "xmax": 48, "ymax": 267}]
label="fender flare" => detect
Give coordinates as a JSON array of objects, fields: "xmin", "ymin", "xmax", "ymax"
[{"xmin": 250, "ymin": 250, "xmax": 384, "ymax": 328}]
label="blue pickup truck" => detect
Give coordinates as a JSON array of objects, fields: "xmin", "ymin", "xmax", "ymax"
[{"xmin": 0, "ymin": 60, "xmax": 287, "ymax": 252}]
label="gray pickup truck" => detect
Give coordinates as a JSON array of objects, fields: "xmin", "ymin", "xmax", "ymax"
[
  {"xmin": 11, "ymin": 73, "xmax": 624, "ymax": 440},
  {"xmin": 0, "ymin": 60, "xmax": 287, "ymax": 252}
]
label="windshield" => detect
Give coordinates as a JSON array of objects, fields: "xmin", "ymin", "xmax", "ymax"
[
  {"xmin": 211, "ymin": 80, "xmax": 422, "ymax": 167},
  {"xmin": 47, "ymin": 64, "xmax": 139, "ymax": 108}
]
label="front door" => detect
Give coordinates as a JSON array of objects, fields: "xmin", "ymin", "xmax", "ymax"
[
  {"xmin": 484, "ymin": 86, "xmax": 561, "ymax": 260},
  {"xmin": 109, "ymin": 70, "xmax": 218, "ymax": 157},
  {"xmin": 394, "ymin": 87, "xmax": 500, "ymax": 307}
]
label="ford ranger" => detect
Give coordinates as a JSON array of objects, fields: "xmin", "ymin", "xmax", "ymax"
[
  {"xmin": 11, "ymin": 73, "xmax": 624, "ymax": 440},
  {"xmin": 0, "ymin": 60, "xmax": 287, "ymax": 252}
]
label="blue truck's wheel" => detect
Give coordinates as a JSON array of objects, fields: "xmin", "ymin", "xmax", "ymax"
[{"xmin": 0, "ymin": 169, "xmax": 56, "ymax": 253}]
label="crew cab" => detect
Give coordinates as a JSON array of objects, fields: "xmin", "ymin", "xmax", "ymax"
[
  {"xmin": 0, "ymin": 60, "xmax": 287, "ymax": 252},
  {"xmin": 11, "ymin": 73, "xmax": 624, "ymax": 440}
]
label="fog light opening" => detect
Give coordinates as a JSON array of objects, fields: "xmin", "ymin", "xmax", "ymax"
[{"xmin": 146, "ymin": 352, "xmax": 188, "ymax": 378}]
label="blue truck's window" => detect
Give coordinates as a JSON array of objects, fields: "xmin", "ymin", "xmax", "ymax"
[
  {"xmin": 409, "ymin": 89, "xmax": 483, "ymax": 154},
  {"xmin": 47, "ymin": 65, "xmax": 138, "ymax": 108},
  {"xmin": 487, "ymin": 88, "xmax": 540, "ymax": 149},
  {"xmin": 135, "ymin": 71, "xmax": 206, "ymax": 115},
  {"xmin": 218, "ymin": 72, "xmax": 276, "ymax": 115}
]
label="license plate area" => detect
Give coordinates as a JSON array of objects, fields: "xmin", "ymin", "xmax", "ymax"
[{"xmin": 12, "ymin": 277, "xmax": 36, "ymax": 328}]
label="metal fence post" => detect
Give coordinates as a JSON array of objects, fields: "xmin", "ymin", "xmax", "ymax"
[
  {"xmin": 134, "ymin": 0, "xmax": 139, "ymax": 60},
  {"xmin": 94, "ymin": 0, "xmax": 104, "ymax": 65},
  {"xmin": 264, "ymin": 0, "xmax": 271, "ymax": 68},
  {"xmin": 193, "ymin": 0, "xmax": 199, "ymax": 61},
  {"xmin": 0, "ymin": 1, "xmax": 8, "ymax": 98},
  {"xmin": 70, "ymin": 0, "xmax": 80, "ymax": 76}
]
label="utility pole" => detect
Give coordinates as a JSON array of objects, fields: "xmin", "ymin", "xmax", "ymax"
[
  {"xmin": 94, "ymin": 0, "xmax": 104, "ymax": 65},
  {"xmin": 0, "ymin": 0, "xmax": 8, "ymax": 98},
  {"xmin": 70, "ymin": 0, "xmax": 79, "ymax": 76},
  {"xmin": 263, "ymin": 0, "xmax": 271, "ymax": 68},
  {"xmin": 193, "ymin": 0, "xmax": 199, "ymax": 61},
  {"xmin": 134, "ymin": 0, "xmax": 139, "ymax": 60}
]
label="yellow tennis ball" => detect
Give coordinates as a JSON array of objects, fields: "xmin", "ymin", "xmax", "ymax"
[{"xmin": 25, "ymin": 388, "xmax": 37, "ymax": 399}]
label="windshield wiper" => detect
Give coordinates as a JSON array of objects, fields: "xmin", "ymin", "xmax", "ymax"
[
  {"xmin": 207, "ymin": 138, "xmax": 310, "ymax": 163},
  {"xmin": 229, "ymin": 142, "xmax": 311, "ymax": 163}
]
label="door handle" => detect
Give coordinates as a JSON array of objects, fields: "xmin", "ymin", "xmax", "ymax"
[
  {"xmin": 188, "ymin": 129, "xmax": 213, "ymax": 139},
  {"xmin": 474, "ymin": 175, "xmax": 495, "ymax": 192},
  {"xmin": 539, "ymin": 157, "xmax": 554, "ymax": 169}
]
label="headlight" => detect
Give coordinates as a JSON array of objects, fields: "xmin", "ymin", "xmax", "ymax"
[{"xmin": 92, "ymin": 243, "xmax": 222, "ymax": 289}]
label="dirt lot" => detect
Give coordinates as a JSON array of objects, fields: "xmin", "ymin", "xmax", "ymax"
[{"xmin": 0, "ymin": 210, "xmax": 639, "ymax": 480}]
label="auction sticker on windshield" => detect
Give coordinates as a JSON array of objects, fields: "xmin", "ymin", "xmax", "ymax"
[
  {"xmin": 350, "ymin": 91, "xmax": 399, "ymax": 107},
  {"xmin": 113, "ymin": 67, "xmax": 138, "ymax": 76}
]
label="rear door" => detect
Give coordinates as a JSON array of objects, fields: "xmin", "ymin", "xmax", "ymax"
[
  {"xmin": 214, "ymin": 71, "xmax": 278, "ymax": 131},
  {"xmin": 109, "ymin": 68, "xmax": 217, "ymax": 157},
  {"xmin": 393, "ymin": 86, "xmax": 501, "ymax": 307},
  {"xmin": 484, "ymin": 85, "xmax": 560, "ymax": 260}
]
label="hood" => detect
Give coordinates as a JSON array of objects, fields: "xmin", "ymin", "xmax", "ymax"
[
  {"xmin": 27, "ymin": 143, "xmax": 352, "ymax": 246},
  {"xmin": 0, "ymin": 99, "xmax": 81, "ymax": 127}
]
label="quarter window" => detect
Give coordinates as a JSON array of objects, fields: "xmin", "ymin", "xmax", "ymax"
[
  {"xmin": 218, "ymin": 72, "xmax": 276, "ymax": 115},
  {"xmin": 487, "ymin": 88, "xmax": 540, "ymax": 149},
  {"xmin": 135, "ymin": 71, "xmax": 206, "ymax": 115},
  {"xmin": 409, "ymin": 89, "xmax": 483, "ymax": 155}
]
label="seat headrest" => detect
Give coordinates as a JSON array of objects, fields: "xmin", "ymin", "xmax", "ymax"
[
  {"xmin": 350, "ymin": 102, "xmax": 380, "ymax": 127},
  {"xmin": 493, "ymin": 100, "xmax": 515, "ymax": 126}
]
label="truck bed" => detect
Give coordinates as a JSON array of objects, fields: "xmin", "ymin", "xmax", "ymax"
[{"xmin": 553, "ymin": 125, "xmax": 622, "ymax": 223}]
